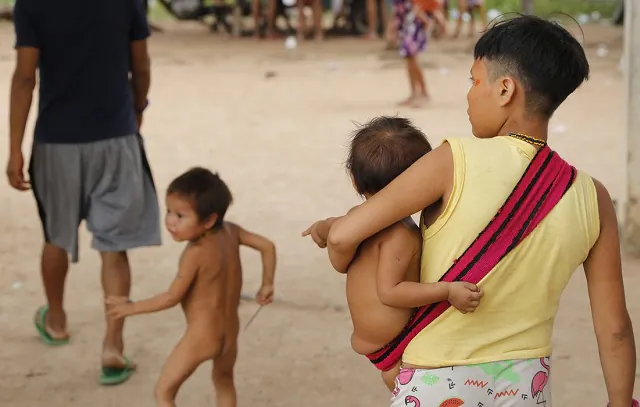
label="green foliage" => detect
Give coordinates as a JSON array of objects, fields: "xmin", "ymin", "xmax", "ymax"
[{"xmin": 475, "ymin": 0, "xmax": 617, "ymax": 18}]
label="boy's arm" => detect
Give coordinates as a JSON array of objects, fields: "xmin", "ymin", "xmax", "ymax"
[
  {"xmin": 315, "ymin": 217, "xmax": 341, "ymax": 242},
  {"xmin": 584, "ymin": 179, "xmax": 636, "ymax": 407},
  {"xmin": 236, "ymin": 224, "xmax": 277, "ymax": 289},
  {"xmin": 376, "ymin": 233, "xmax": 449, "ymax": 308},
  {"xmin": 328, "ymin": 143, "xmax": 453, "ymax": 273},
  {"xmin": 109, "ymin": 246, "xmax": 201, "ymax": 317},
  {"xmin": 302, "ymin": 216, "xmax": 342, "ymax": 249}
]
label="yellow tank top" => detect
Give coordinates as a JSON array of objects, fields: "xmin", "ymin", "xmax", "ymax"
[{"xmin": 403, "ymin": 136, "xmax": 600, "ymax": 367}]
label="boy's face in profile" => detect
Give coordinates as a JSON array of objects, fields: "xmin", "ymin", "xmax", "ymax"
[
  {"xmin": 165, "ymin": 193, "xmax": 211, "ymax": 242},
  {"xmin": 467, "ymin": 59, "xmax": 517, "ymax": 139}
]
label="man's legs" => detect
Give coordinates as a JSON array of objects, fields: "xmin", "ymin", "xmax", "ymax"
[
  {"xmin": 29, "ymin": 142, "xmax": 82, "ymax": 344},
  {"xmin": 38, "ymin": 243, "xmax": 70, "ymax": 339},
  {"xmin": 40, "ymin": 246, "xmax": 135, "ymax": 357},
  {"xmin": 101, "ymin": 251, "xmax": 132, "ymax": 368},
  {"xmin": 83, "ymin": 135, "xmax": 161, "ymax": 382}
]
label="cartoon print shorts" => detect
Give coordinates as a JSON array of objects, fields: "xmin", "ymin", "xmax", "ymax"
[{"xmin": 390, "ymin": 357, "xmax": 552, "ymax": 407}]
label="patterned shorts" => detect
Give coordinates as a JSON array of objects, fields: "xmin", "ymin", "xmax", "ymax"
[{"xmin": 390, "ymin": 357, "xmax": 552, "ymax": 407}]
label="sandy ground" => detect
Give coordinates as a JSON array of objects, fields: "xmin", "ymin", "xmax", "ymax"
[{"xmin": 0, "ymin": 20, "xmax": 637, "ymax": 407}]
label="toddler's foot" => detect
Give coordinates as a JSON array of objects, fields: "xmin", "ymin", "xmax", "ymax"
[
  {"xmin": 413, "ymin": 93, "xmax": 430, "ymax": 106},
  {"xmin": 410, "ymin": 95, "xmax": 430, "ymax": 108},
  {"xmin": 397, "ymin": 95, "xmax": 418, "ymax": 106}
]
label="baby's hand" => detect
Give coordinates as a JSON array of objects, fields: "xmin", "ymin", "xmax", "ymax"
[
  {"xmin": 447, "ymin": 282, "xmax": 483, "ymax": 314},
  {"xmin": 301, "ymin": 221, "xmax": 327, "ymax": 248},
  {"xmin": 256, "ymin": 284, "xmax": 274, "ymax": 305},
  {"xmin": 105, "ymin": 296, "xmax": 133, "ymax": 320}
]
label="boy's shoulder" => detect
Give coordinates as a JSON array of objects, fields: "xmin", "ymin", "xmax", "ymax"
[
  {"xmin": 222, "ymin": 221, "xmax": 239, "ymax": 234},
  {"xmin": 179, "ymin": 241, "xmax": 205, "ymax": 267},
  {"xmin": 375, "ymin": 217, "xmax": 421, "ymax": 246},
  {"xmin": 221, "ymin": 221, "xmax": 244, "ymax": 244}
]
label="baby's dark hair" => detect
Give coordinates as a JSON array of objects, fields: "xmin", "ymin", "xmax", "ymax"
[
  {"xmin": 474, "ymin": 14, "xmax": 589, "ymax": 117},
  {"xmin": 346, "ymin": 116, "xmax": 432, "ymax": 196},
  {"xmin": 167, "ymin": 167, "xmax": 233, "ymax": 229}
]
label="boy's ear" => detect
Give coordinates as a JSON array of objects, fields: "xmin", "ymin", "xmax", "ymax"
[
  {"xmin": 497, "ymin": 76, "xmax": 517, "ymax": 107},
  {"xmin": 203, "ymin": 213, "xmax": 219, "ymax": 230}
]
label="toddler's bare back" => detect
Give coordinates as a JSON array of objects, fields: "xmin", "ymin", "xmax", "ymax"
[
  {"xmin": 345, "ymin": 219, "xmax": 421, "ymax": 355},
  {"xmin": 181, "ymin": 223, "xmax": 243, "ymax": 333}
]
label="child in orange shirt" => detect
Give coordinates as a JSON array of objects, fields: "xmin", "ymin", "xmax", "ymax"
[{"xmin": 413, "ymin": 0, "xmax": 446, "ymax": 38}]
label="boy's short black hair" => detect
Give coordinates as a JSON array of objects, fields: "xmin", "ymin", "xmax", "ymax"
[
  {"xmin": 474, "ymin": 14, "xmax": 590, "ymax": 117},
  {"xmin": 346, "ymin": 116, "xmax": 432, "ymax": 196},
  {"xmin": 167, "ymin": 167, "xmax": 232, "ymax": 228}
]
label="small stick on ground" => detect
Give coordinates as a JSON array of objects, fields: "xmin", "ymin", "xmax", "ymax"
[{"xmin": 243, "ymin": 305, "xmax": 264, "ymax": 331}]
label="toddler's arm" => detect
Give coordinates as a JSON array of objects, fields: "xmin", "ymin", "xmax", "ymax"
[
  {"xmin": 236, "ymin": 224, "xmax": 277, "ymax": 305},
  {"xmin": 328, "ymin": 143, "xmax": 454, "ymax": 273},
  {"xmin": 583, "ymin": 180, "xmax": 635, "ymax": 407},
  {"xmin": 106, "ymin": 245, "xmax": 202, "ymax": 319},
  {"xmin": 302, "ymin": 216, "xmax": 342, "ymax": 248},
  {"xmin": 376, "ymin": 231, "xmax": 482, "ymax": 312}
]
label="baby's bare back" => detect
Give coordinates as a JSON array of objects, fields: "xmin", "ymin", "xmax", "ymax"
[
  {"xmin": 181, "ymin": 223, "xmax": 243, "ymax": 336},
  {"xmin": 346, "ymin": 221, "xmax": 421, "ymax": 355}
]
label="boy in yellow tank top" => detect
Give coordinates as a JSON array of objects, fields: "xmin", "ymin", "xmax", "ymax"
[{"xmin": 315, "ymin": 15, "xmax": 636, "ymax": 407}]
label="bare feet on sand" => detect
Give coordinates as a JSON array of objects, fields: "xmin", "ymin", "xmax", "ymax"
[{"xmin": 397, "ymin": 94, "xmax": 430, "ymax": 108}]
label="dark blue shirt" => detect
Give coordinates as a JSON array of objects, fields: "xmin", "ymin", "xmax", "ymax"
[{"xmin": 13, "ymin": 0, "xmax": 150, "ymax": 144}]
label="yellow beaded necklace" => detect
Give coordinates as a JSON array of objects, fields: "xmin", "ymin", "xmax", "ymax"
[{"xmin": 507, "ymin": 132, "xmax": 547, "ymax": 148}]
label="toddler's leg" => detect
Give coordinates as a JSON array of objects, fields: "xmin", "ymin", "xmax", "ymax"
[
  {"xmin": 433, "ymin": 9, "xmax": 447, "ymax": 37},
  {"xmin": 381, "ymin": 362, "xmax": 401, "ymax": 392},
  {"xmin": 212, "ymin": 339, "xmax": 238, "ymax": 407},
  {"xmin": 154, "ymin": 336, "xmax": 206, "ymax": 407},
  {"xmin": 407, "ymin": 55, "xmax": 428, "ymax": 104},
  {"xmin": 398, "ymin": 56, "xmax": 417, "ymax": 106}
]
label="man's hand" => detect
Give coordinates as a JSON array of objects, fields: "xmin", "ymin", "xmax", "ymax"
[
  {"xmin": 6, "ymin": 150, "xmax": 30, "ymax": 191},
  {"xmin": 302, "ymin": 221, "xmax": 327, "ymax": 248},
  {"xmin": 447, "ymin": 282, "xmax": 483, "ymax": 313},
  {"xmin": 256, "ymin": 284, "xmax": 274, "ymax": 305}
]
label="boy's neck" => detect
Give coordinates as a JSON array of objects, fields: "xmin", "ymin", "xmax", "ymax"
[{"xmin": 497, "ymin": 115, "xmax": 550, "ymax": 142}]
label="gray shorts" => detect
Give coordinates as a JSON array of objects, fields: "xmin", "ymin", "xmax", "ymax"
[{"xmin": 28, "ymin": 134, "xmax": 162, "ymax": 263}]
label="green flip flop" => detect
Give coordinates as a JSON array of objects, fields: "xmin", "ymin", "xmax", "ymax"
[
  {"xmin": 100, "ymin": 357, "xmax": 136, "ymax": 386},
  {"xmin": 34, "ymin": 305, "xmax": 70, "ymax": 346}
]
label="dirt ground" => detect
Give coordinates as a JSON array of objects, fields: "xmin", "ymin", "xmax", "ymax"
[{"xmin": 0, "ymin": 20, "xmax": 637, "ymax": 407}]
